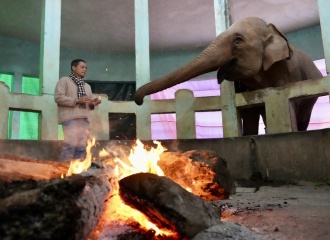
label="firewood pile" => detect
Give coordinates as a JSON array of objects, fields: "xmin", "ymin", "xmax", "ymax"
[
  {"xmin": 0, "ymin": 150, "xmax": 260, "ymax": 240},
  {"xmin": 0, "ymin": 156, "xmax": 112, "ymax": 239}
]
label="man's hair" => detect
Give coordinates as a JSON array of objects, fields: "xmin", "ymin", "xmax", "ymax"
[{"xmin": 71, "ymin": 59, "xmax": 86, "ymax": 70}]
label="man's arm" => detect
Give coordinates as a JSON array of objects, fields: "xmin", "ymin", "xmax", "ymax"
[{"xmin": 54, "ymin": 79, "xmax": 77, "ymax": 107}]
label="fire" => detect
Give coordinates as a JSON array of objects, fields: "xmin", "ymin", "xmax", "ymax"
[
  {"xmin": 64, "ymin": 139, "xmax": 173, "ymax": 237},
  {"xmin": 114, "ymin": 139, "xmax": 165, "ymax": 178},
  {"xmin": 64, "ymin": 138, "xmax": 95, "ymax": 177},
  {"xmin": 101, "ymin": 139, "xmax": 172, "ymax": 236}
]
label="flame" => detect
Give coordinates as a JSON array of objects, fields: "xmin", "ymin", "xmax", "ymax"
[
  {"xmin": 99, "ymin": 148, "xmax": 110, "ymax": 158},
  {"xmin": 116, "ymin": 139, "xmax": 164, "ymax": 178},
  {"xmin": 102, "ymin": 140, "xmax": 172, "ymax": 236},
  {"xmin": 63, "ymin": 139, "xmax": 173, "ymax": 236},
  {"xmin": 65, "ymin": 138, "xmax": 95, "ymax": 177}
]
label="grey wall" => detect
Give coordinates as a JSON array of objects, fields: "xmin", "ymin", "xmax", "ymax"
[
  {"xmin": 59, "ymin": 48, "xmax": 136, "ymax": 82},
  {"xmin": 150, "ymin": 47, "xmax": 216, "ymax": 80},
  {"xmin": 0, "ymin": 35, "xmax": 136, "ymax": 82},
  {"xmin": 0, "ymin": 36, "xmax": 40, "ymax": 77},
  {"xmin": 286, "ymin": 24, "xmax": 324, "ymax": 61},
  {"xmin": 0, "ymin": 24, "xmax": 324, "ymax": 83}
]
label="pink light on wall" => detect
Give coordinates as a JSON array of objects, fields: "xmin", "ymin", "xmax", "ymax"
[
  {"xmin": 308, "ymin": 59, "xmax": 330, "ymax": 130},
  {"xmin": 150, "ymin": 79, "xmax": 221, "ymax": 100},
  {"xmin": 151, "ymin": 113, "xmax": 177, "ymax": 140},
  {"xmin": 150, "ymin": 79, "xmax": 223, "ymax": 139},
  {"xmin": 150, "ymin": 59, "xmax": 329, "ymax": 139}
]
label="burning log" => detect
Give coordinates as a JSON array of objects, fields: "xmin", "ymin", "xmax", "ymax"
[
  {"xmin": 119, "ymin": 172, "xmax": 221, "ymax": 239},
  {"xmin": 0, "ymin": 140, "xmax": 244, "ymax": 239},
  {"xmin": 0, "ymin": 162, "xmax": 112, "ymax": 240},
  {"xmin": 90, "ymin": 141, "xmax": 238, "ymax": 239},
  {"xmin": 0, "ymin": 155, "xmax": 69, "ymax": 182},
  {"xmin": 158, "ymin": 150, "xmax": 236, "ymax": 200}
]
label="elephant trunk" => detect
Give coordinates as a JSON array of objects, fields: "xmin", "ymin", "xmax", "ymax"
[{"xmin": 134, "ymin": 41, "xmax": 227, "ymax": 105}]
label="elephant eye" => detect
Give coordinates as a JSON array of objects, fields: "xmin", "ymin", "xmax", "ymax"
[{"xmin": 233, "ymin": 36, "xmax": 244, "ymax": 46}]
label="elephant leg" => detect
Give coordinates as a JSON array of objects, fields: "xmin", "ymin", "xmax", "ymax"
[
  {"xmin": 240, "ymin": 107, "xmax": 263, "ymax": 136},
  {"xmin": 295, "ymin": 98, "xmax": 318, "ymax": 131}
]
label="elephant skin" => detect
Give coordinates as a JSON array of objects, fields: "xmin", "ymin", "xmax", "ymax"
[{"xmin": 134, "ymin": 17, "xmax": 323, "ymax": 136}]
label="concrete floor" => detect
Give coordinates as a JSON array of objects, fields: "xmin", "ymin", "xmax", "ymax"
[{"xmin": 214, "ymin": 181, "xmax": 330, "ymax": 240}]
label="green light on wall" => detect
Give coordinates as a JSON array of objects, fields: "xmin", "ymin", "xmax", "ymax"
[
  {"xmin": 0, "ymin": 73, "xmax": 14, "ymax": 91},
  {"xmin": 58, "ymin": 125, "xmax": 64, "ymax": 140}
]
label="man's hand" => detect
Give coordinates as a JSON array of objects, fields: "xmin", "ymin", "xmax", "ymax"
[
  {"xmin": 90, "ymin": 97, "xmax": 101, "ymax": 106},
  {"xmin": 76, "ymin": 96, "xmax": 91, "ymax": 104}
]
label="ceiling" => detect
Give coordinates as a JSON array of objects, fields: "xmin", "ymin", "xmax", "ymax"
[{"xmin": 0, "ymin": 0, "xmax": 320, "ymax": 52}]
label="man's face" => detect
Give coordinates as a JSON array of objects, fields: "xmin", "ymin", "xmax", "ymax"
[{"xmin": 72, "ymin": 61, "xmax": 87, "ymax": 78}]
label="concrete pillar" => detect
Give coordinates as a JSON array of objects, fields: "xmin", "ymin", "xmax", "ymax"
[
  {"xmin": 214, "ymin": 0, "xmax": 231, "ymax": 36},
  {"xmin": 39, "ymin": 0, "xmax": 61, "ymax": 140},
  {"xmin": 214, "ymin": 0, "xmax": 240, "ymax": 137},
  {"xmin": 318, "ymin": 0, "xmax": 330, "ymax": 161},
  {"xmin": 0, "ymin": 84, "xmax": 9, "ymax": 139},
  {"xmin": 39, "ymin": 0, "xmax": 61, "ymax": 95},
  {"xmin": 135, "ymin": 0, "xmax": 152, "ymax": 140},
  {"xmin": 318, "ymin": 0, "xmax": 330, "ymax": 91},
  {"xmin": 135, "ymin": 0, "xmax": 151, "ymax": 89}
]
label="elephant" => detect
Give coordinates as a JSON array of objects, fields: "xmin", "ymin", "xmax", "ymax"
[{"xmin": 134, "ymin": 17, "xmax": 323, "ymax": 136}]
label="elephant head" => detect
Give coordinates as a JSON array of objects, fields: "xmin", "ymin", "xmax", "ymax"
[{"xmin": 134, "ymin": 17, "xmax": 293, "ymax": 105}]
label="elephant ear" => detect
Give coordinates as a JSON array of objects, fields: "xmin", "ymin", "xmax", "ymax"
[{"xmin": 263, "ymin": 24, "xmax": 293, "ymax": 71}]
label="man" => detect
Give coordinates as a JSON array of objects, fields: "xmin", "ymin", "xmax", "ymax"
[{"xmin": 54, "ymin": 59, "xmax": 101, "ymax": 161}]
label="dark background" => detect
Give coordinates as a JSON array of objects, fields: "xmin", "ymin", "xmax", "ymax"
[{"xmin": 87, "ymin": 81, "xmax": 136, "ymax": 140}]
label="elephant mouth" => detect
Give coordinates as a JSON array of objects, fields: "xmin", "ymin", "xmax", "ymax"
[{"xmin": 217, "ymin": 58, "xmax": 237, "ymax": 84}]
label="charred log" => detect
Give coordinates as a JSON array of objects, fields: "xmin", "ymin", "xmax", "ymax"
[
  {"xmin": 158, "ymin": 150, "xmax": 236, "ymax": 200},
  {"xmin": 0, "ymin": 155, "xmax": 69, "ymax": 182},
  {"xmin": 119, "ymin": 172, "xmax": 221, "ymax": 239},
  {"xmin": 0, "ymin": 163, "xmax": 112, "ymax": 240}
]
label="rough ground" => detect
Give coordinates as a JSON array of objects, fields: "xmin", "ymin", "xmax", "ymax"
[{"xmin": 214, "ymin": 181, "xmax": 330, "ymax": 240}]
